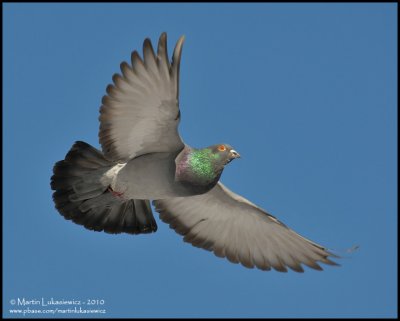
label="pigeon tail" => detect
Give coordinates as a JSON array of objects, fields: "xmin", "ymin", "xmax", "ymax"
[{"xmin": 50, "ymin": 141, "xmax": 157, "ymax": 234}]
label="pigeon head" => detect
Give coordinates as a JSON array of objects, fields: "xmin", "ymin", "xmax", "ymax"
[
  {"xmin": 208, "ymin": 144, "xmax": 241, "ymax": 165},
  {"xmin": 175, "ymin": 144, "xmax": 240, "ymax": 188}
]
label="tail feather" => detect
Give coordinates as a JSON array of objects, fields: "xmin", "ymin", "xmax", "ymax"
[
  {"xmin": 134, "ymin": 199, "xmax": 153, "ymax": 226},
  {"xmin": 51, "ymin": 141, "xmax": 157, "ymax": 234}
]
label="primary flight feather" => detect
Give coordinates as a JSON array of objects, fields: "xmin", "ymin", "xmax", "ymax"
[{"xmin": 51, "ymin": 32, "xmax": 339, "ymax": 272}]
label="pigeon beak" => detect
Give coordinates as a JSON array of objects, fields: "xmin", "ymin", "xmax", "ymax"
[{"xmin": 230, "ymin": 150, "xmax": 241, "ymax": 159}]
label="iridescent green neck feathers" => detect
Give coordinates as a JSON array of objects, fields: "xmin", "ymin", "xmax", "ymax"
[
  {"xmin": 189, "ymin": 148, "xmax": 221, "ymax": 181},
  {"xmin": 175, "ymin": 144, "xmax": 237, "ymax": 189}
]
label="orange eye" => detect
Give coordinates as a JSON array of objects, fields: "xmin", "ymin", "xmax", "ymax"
[{"xmin": 218, "ymin": 145, "xmax": 226, "ymax": 152}]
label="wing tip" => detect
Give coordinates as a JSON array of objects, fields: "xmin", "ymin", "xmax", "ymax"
[
  {"xmin": 160, "ymin": 31, "xmax": 167, "ymax": 41},
  {"xmin": 143, "ymin": 37, "xmax": 155, "ymax": 54},
  {"xmin": 174, "ymin": 35, "xmax": 185, "ymax": 57}
]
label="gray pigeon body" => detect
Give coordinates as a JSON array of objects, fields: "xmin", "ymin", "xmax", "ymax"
[
  {"xmin": 109, "ymin": 145, "xmax": 219, "ymax": 199},
  {"xmin": 51, "ymin": 33, "xmax": 339, "ymax": 272}
]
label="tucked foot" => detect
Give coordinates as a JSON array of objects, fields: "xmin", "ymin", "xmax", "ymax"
[{"xmin": 108, "ymin": 186, "xmax": 124, "ymax": 198}]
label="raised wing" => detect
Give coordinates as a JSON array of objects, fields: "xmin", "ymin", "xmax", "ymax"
[
  {"xmin": 153, "ymin": 182, "xmax": 339, "ymax": 272},
  {"xmin": 99, "ymin": 33, "xmax": 185, "ymax": 162}
]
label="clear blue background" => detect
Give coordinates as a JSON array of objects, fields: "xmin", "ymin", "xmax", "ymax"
[{"xmin": 3, "ymin": 3, "xmax": 397, "ymax": 318}]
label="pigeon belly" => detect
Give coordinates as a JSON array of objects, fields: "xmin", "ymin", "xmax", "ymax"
[{"xmin": 112, "ymin": 152, "xmax": 195, "ymax": 200}]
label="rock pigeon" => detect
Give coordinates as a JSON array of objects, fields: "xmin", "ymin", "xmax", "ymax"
[{"xmin": 51, "ymin": 32, "xmax": 339, "ymax": 272}]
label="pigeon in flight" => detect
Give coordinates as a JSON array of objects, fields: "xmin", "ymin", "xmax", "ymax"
[{"xmin": 51, "ymin": 32, "xmax": 339, "ymax": 272}]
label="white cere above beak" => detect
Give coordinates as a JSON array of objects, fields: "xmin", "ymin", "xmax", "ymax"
[{"xmin": 230, "ymin": 150, "xmax": 241, "ymax": 158}]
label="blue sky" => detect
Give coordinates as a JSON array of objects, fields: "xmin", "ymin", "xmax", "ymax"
[{"xmin": 3, "ymin": 3, "xmax": 397, "ymax": 318}]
